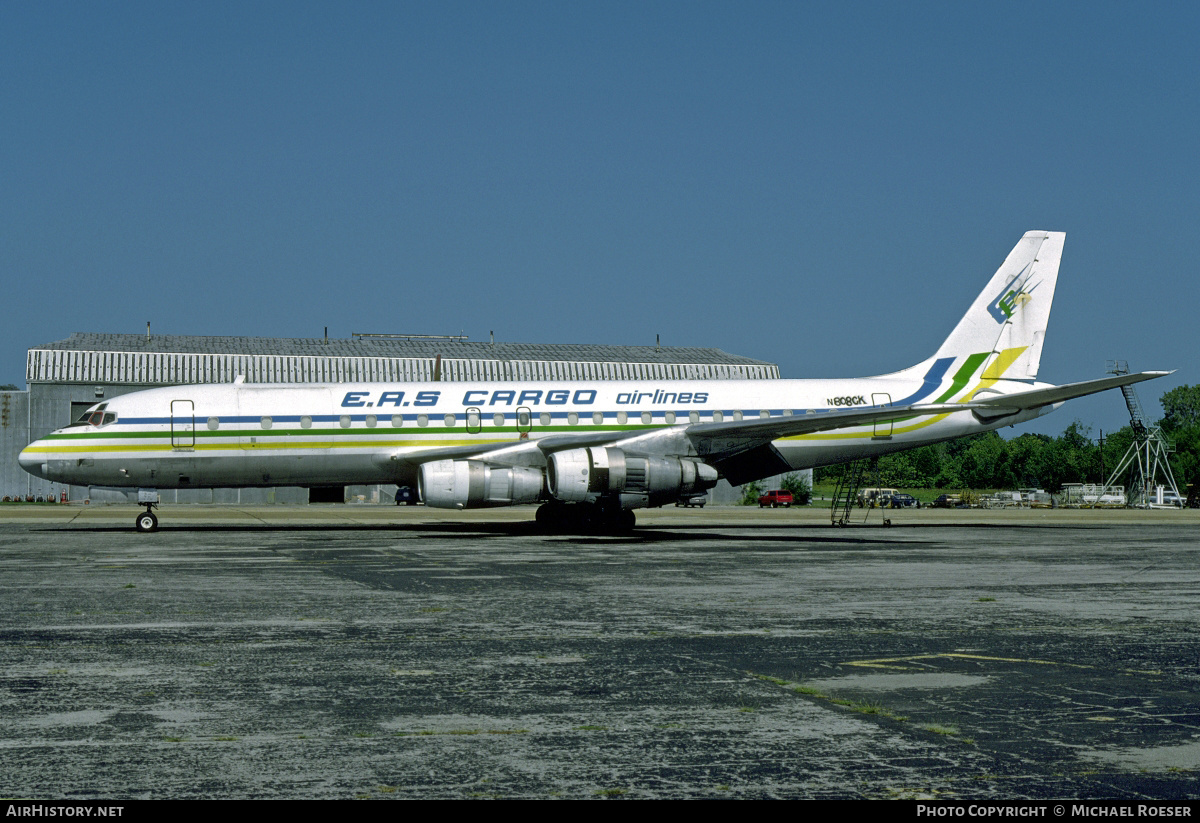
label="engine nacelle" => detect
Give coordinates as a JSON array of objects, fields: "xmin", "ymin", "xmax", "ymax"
[
  {"xmin": 419, "ymin": 459, "xmax": 544, "ymax": 509},
  {"xmin": 547, "ymin": 447, "xmax": 718, "ymax": 507}
]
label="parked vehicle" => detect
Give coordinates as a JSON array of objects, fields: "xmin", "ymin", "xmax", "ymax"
[
  {"xmin": 857, "ymin": 487, "xmax": 899, "ymax": 507},
  {"xmin": 758, "ymin": 489, "xmax": 793, "ymax": 508},
  {"xmin": 932, "ymin": 494, "xmax": 963, "ymax": 508},
  {"xmin": 676, "ymin": 494, "xmax": 707, "ymax": 508},
  {"xmin": 888, "ymin": 493, "xmax": 919, "ymax": 508},
  {"xmin": 395, "ymin": 486, "xmax": 418, "ymax": 505}
]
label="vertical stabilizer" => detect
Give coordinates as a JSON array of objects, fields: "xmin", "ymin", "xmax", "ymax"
[{"xmin": 933, "ymin": 230, "xmax": 1063, "ymax": 381}]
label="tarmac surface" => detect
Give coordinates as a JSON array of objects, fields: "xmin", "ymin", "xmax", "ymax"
[{"xmin": 1, "ymin": 503, "xmax": 1198, "ymax": 799}]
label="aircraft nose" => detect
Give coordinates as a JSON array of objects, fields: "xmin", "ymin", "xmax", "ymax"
[{"xmin": 18, "ymin": 443, "xmax": 48, "ymax": 479}]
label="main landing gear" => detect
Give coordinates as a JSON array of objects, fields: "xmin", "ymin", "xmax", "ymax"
[{"xmin": 535, "ymin": 501, "xmax": 636, "ymax": 534}]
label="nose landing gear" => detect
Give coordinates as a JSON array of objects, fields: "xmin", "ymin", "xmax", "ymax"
[
  {"xmin": 135, "ymin": 489, "xmax": 160, "ymax": 532},
  {"xmin": 135, "ymin": 505, "xmax": 158, "ymax": 532}
]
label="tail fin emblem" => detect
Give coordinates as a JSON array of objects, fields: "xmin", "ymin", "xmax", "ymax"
[{"xmin": 988, "ymin": 263, "xmax": 1039, "ymax": 323}]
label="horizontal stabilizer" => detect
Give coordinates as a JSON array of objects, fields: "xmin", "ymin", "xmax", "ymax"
[{"xmin": 963, "ymin": 371, "xmax": 1173, "ymax": 417}]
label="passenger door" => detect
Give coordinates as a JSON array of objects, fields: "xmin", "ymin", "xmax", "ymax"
[
  {"xmin": 171, "ymin": 399, "xmax": 195, "ymax": 450},
  {"xmin": 871, "ymin": 393, "xmax": 893, "ymax": 438}
]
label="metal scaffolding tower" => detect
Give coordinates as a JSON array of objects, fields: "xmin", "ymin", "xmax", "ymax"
[{"xmin": 1102, "ymin": 361, "xmax": 1182, "ymax": 507}]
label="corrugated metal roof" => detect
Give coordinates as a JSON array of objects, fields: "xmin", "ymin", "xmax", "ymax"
[
  {"xmin": 27, "ymin": 334, "xmax": 780, "ymax": 385},
  {"xmin": 33, "ymin": 333, "xmax": 771, "ymax": 366}
]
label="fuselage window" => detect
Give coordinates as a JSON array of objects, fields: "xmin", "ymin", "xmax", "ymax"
[
  {"xmin": 300, "ymin": 415, "xmax": 312, "ymax": 429},
  {"xmin": 760, "ymin": 410, "xmax": 770, "ymax": 419},
  {"xmin": 261, "ymin": 416, "xmax": 272, "ymax": 429},
  {"xmin": 417, "ymin": 415, "xmax": 429, "ymax": 428},
  {"xmin": 207, "ymin": 416, "xmax": 220, "ymax": 430},
  {"xmin": 102, "ymin": 413, "xmax": 117, "ymax": 425},
  {"xmin": 539, "ymin": 412, "xmax": 551, "ymax": 426},
  {"xmin": 640, "ymin": 412, "xmax": 652, "ymax": 425},
  {"xmin": 339, "ymin": 415, "xmax": 351, "ymax": 428},
  {"xmin": 391, "ymin": 414, "xmax": 404, "ymax": 428},
  {"xmin": 592, "ymin": 412, "xmax": 604, "ymax": 425},
  {"xmin": 444, "ymin": 413, "xmax": 457, "ymax": 427},
  {"xmin": 365, "ymin": 415, "xmax": 377, "ymax": 428},
  {"xmin": 617, "ymin": 411, "xmax": 628, "ymax": 425},
  {"xmin": 567, "ymin": 412, "xmax": 579, "ymax": 425},
  {"xmin": 664, "ymin": 411, "xmax": 676, "ymax": 425},
  {"xmin": 733, "ymin": 411, "xmax": 743, "ymax": 421},
  {"xmin": 493, "ymin": 413, "xmax": 505, "ymax": 427},
  {"xmin": 712, "ymin": 411, "xmax": 724, "ymax": 423},
  {"xmin": 689, "ymin": 411, "xmax": 699, "ymax": 424}
]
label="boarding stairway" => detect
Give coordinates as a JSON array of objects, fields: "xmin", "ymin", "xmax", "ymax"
[{"xmin": 830, "ymin": 458, "xmax": 890, "ymax": 526}]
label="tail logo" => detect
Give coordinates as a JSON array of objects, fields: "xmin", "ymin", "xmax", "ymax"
[{"xmin": 987, "ymin": 263, "xmax": 1039, "ymax": 324}]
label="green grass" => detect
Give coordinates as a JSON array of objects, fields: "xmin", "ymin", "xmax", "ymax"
[{"xmin": 921, "ymin": 723, "xmax": 959, "ymax": 736}]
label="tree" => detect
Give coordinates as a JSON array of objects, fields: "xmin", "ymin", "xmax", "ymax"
[
  {"xmin": 959, "ymin": 431, "xmax": 1008, "ymax": 489},
  {"xmin": 1156, "ymin": 385, "xmax": 1200, "ymax": 488},
  {"xmin": 1057, "ymin": 420, "xmax": 1101, "ymax": 485},
  {"xmin": 739, "ymin": 480, "xmax": 764, "ymax": 506},
  {"xmin": 1006, "ymin": 433, "xmax": 1054, "ymax": 488},
  {"xmin": 779, "ymin": 472, "xmax": 812, "ymax": 505},
  {"xmin": 1160, "ymin": 385, "xmax": 1200, "ymax": 431}
]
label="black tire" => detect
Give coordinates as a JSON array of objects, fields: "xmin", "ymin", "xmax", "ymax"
[
  {"xmin": 535, "ymin": 502, "xmax": 564, "ymax": 531},
  {"xmin": 135, "ymin": 511, "xmax": 158, "ymax": 533}
]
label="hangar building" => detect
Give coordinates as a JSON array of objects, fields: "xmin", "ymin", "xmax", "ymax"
[{"xmin": 2, "ymin": 333, "xmax": 787, "ymax": 504}]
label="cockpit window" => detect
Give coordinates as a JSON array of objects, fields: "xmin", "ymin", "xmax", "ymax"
[
  {"xmin": 67, "ymin": 404, "xmax": 116, "ymax": 428},
  {"xmin": 67, "ymin": 403, "xmax": 108, "ymax": 428}
]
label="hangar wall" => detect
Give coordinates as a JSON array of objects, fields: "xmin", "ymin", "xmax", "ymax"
[{"xmin": 1, "ymin": 391, "xmax": 31, "ymax": 500}]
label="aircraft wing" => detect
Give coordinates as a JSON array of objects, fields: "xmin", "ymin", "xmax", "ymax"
[
  {"xmin": 389, "ymin": 371, "xmax": 1170, "ymax": 476},
  {"xmin": 390, "ymin": 401, "xmax": 981, "ymax": 477},
  {"xmin": 686, "ymin": 371, "xmax": 1171, "ymax": 443},
  {"xmin": 683, "ymin": 370, "xmax": 1169, "ymax": 483}
]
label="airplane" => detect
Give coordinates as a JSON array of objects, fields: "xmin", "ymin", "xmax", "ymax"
[{"xmin": 20, "ymin": 230, "xmax": 1169, "ymax": 533}]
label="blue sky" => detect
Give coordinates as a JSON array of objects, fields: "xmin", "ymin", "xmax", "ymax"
[{"xmin": 3, "ymin": 1, "xmax": 1195, "ymax": 437}]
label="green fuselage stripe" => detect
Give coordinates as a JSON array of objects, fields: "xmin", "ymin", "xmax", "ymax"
[{"xmin": 933, "ymin": 353, "xmax": 990, "ymax": 403}]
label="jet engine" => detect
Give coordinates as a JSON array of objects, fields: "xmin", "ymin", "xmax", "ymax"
[
  {"xmin": 547, "ymin": 447, "xmax": 718, "ymax": 508},
  {"xmin": 419, "ymin": 459, "xmax": 544, "ymax": 509}
]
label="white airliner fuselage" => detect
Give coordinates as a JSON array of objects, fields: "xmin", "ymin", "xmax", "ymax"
[
  {"xmin": 19, "ymin": 375, "xmax": 1054, "ymax": 490},
  {"xmin": 19, "ymin": 231, "xmax": 1169, "ymax": 531}
]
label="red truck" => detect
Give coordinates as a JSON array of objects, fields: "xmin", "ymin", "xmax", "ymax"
[{"xmin": 758, "ymin": 489, "xmax": 794, "ymax": 508}]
